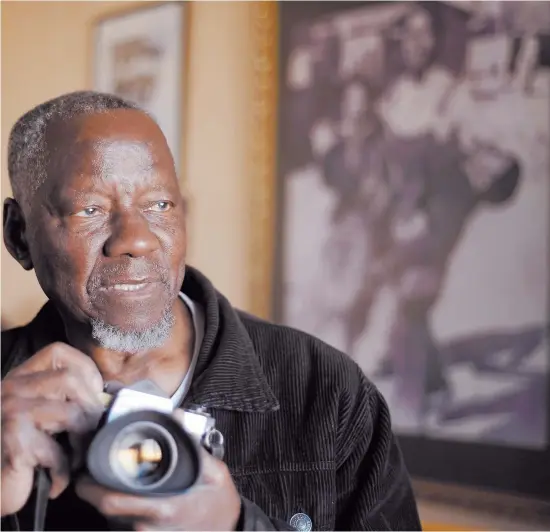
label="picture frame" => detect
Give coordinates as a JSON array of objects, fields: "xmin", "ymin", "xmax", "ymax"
[
  {"xmin": 93, "ymin": 1, "xmax": 187, "ymax": 172},
  {"xmin": 271, "ymin": 0, "xmax": 550, "ymax": 506}
]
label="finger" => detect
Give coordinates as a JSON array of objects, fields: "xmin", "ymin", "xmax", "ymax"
[
  {"xmin": 2, "ymin": 420, "xmax": 70, "ymax": 501},
  {"xmin": 7, "ymin": 342, "xmax": 104, "ymax": 393},
  {"xmin": 196, "ymin": 447, "xmax": 228, "ymax": 486},
  {"xmin": 3, "ymin": 397, "xmax": 99, "ymax": 435},
  {"xmin": 2, "ymin": 368, "xmax": 104, "ymax": 413},
  {"xmin": 74, "ymin": 476, "xmax": 176, "ymax": 524},
  {"xmin": 33, "ymin": 434, "xmax": 71, "ymax": 499}
]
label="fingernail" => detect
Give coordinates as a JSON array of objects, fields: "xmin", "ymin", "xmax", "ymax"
[{"xmin": 49, "ymin": 477, "xmax": 67, "ymax": 500}]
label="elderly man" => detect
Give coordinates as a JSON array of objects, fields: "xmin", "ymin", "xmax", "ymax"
[{"xmin": 1, "ymin": 92, "xmax": 421, "ymax": 531}]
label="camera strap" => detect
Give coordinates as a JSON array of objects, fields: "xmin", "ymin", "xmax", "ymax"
[{"xmin": 32, "ymin": 467, "xmax": 51, "ymax": 532}]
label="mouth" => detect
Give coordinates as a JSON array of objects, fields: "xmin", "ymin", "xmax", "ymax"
[
  {"xmin": 98, "ymin": 279, "xmax": 163, "ymax": 294},
  {"xmin": 104, "ymin": 283, "xmax": 150, "ymax": 292}
]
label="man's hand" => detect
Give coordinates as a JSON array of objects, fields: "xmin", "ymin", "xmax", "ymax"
[
  {"xmin": 1, "ymin": 342, "xmax": 104, "ymax": 517},
  {"xmin": 75, "ymin": 429, "xmax": 242, "ymax": 531}
]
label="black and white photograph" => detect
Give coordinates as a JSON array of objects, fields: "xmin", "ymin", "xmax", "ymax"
[{"xmin": 276, "ymin": 0, "xmax": 549, "ymax": 455}]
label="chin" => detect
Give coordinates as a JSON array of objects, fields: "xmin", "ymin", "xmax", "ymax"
[
  {"xmin": 104, "ymin": 308, "xmax": 171, "ymax": 333},
  {"xmin": 91, "ymin": 309, "xmax": 175, "ymax": 354}
]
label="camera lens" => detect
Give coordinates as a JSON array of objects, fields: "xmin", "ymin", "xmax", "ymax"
[
  {"xmin": 87, "ymin": 410, "xmax": 200, "ymax": 495},
  {"xmin": 109, "ymin": 421, "xmax": 177, "ymax": 490},
  {"xmin": 115, "ymin": 437, "xmax": 162, "ymax": 480}
]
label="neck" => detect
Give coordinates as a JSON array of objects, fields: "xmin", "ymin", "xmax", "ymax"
[{"xmin": 64, "ymin": 297, "xmax": 193, "ymax": 398}]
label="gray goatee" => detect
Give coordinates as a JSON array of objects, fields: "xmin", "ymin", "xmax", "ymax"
[{"xmin": 90, "ymin": 310, "xmax": 175, "ymax": 354}]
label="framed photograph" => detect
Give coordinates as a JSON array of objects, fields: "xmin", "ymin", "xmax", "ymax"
[
  {"xmin": 93, "ymin": 2, "xmax": 186, "ymax": 168},
  {"xmin": 274, "ymin": 0, "xmax": 550, "ymax": 501}
]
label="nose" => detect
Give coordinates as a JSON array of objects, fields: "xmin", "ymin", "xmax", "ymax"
[{"xmin": 103, "ymin": 211, "xmax": 160, "ymax": 258}]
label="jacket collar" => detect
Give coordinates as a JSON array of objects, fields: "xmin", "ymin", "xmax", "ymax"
[
  {"xmin": 10, "ymin": 266, "xmax": 279, "ymax": 414},
  {"xmin": 180, "ymin": 267, "xmax": 279, "ymax": 413}
]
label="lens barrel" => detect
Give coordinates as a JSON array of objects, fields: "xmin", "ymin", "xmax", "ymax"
[{"xmin": 86, "ymin": 410, "xmax": 201, "ymax": 496}]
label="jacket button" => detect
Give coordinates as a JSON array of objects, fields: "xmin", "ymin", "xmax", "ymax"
[{"xmin": 290, "ymin": 513, "xmax": 312, "ymax": 531}]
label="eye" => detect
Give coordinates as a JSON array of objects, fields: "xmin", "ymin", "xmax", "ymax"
[
  {"xmin": 147, "ymin": 201, "xmax": 173, "ymax": 212},
  {"xmin": 74, "ymin": 207, "xmax": 100, "ymax": 218}
]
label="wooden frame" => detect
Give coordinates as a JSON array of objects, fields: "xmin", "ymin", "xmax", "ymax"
[
  {"xmin": 263, "ymin": 0, "xmax": 550, "ymax": 515},
  {"xmin": 249, "ymin": 1, "xmax": 279, "ymax": 319},
  {"xmin": 92, "ymin": 1, "xmax": 188, "ymax": 175}
]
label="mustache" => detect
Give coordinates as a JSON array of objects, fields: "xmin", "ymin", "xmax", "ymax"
[{"xmin": 87, "ymin": 260, "xmax": 170, "ymax": 290}]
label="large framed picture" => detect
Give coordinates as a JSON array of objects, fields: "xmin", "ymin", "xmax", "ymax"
[
  {"xmin": 274, "ymin": 0, "xmax": 550, "ymax": 502},
  {"xmin": 93, "ymin": 2, "xmax": 186, "ymax": 169}
]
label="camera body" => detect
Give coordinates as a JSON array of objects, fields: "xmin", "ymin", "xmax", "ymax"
[{"xmin": 83, "ymin": 379, "xmax": 224, "ymax": 497}]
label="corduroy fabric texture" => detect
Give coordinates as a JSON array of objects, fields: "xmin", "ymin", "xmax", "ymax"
[{"xmin": 1, "ymin": 267, "xmax": 421, "ymax": 531}]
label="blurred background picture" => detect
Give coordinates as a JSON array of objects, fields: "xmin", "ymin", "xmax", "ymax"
[
  {"xmin": 277, "ymin": 0, "xmax": 549, "ymax": 450},
  {"xmin": 94, "ymin": 2, "xmax": 185, "ymax": 169}
]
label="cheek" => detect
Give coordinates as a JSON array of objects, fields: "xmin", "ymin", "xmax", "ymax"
[
  {"xmin": 157, "ymin": 218, "xmax": 187, "ymax": 280},
  {"xmin": 30, "ymin": 225, "xmax": 103, "ymax": 302}
]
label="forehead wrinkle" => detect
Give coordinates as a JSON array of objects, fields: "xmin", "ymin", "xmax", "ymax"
[
  {"xmin": 92, "ymin": 139, "xmax": 158, "ymax": 190},
  {"xmin": 42, "ymin": 133, "xmax": 177, "ymax": 205},
  {"xmin": 94, "ymin": 139, "xmax": 155, "ymax": 172}
]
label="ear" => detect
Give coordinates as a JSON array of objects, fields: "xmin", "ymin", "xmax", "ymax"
[{"xmin": 3, "ymin": 198, "xmax": 34, "ymax": 271}]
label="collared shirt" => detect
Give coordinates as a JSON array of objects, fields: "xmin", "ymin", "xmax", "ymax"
[
  {"xmin": 378, "ymin": 66, "xmax": 456, "ymax": 139},
  {"xmin": 1, "ymin": 267, "xmax": 421, "ymax": 531},
  {"xmin": 170, "ymin": 291, "xmax": 204, "ymax": 407}
]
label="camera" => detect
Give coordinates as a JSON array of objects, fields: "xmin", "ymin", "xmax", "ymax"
[{"xmin": 81, "ymin": 379, "xmax": 224, "ymax": 497}]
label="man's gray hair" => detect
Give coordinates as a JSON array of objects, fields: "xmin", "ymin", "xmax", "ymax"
[{"xmin": 7, "ymin": 90, "xmax": 142, "ymax": 210}]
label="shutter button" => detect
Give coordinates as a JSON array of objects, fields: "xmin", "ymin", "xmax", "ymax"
[{"xmin": 290, "ymin": 513, "xmax": 312, "ymax": 531}]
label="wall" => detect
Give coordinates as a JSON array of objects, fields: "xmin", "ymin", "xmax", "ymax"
[{"xmin": 1, "ymin": 0, "xmax": 254, "ymax": 326}]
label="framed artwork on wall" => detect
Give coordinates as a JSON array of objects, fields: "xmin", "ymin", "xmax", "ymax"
[
  {"xmin": 93, "ymin": 2, "xmax": 186, "ymax": 170},
  {"xmin": 272, "ymin": 0, "xmax": 550, "ymax": 506}
]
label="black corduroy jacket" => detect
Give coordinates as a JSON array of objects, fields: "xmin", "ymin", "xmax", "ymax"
[{"xmin": 1, "ymin": 267, "xmax": 421, "ymax": 531}]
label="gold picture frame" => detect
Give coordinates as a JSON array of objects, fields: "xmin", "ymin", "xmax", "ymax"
[
  {"xmin": 258, "ymin": 1, "xmax": 550, "ymax": 528},
  {"xmin": 248, "ymin": 1, "xmax": 279, "ymax": 319}
]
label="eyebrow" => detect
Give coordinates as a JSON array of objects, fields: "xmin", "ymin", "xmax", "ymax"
[{"xmin": 59, "ymin": 182, "xmax": 171, "ymax": 198}]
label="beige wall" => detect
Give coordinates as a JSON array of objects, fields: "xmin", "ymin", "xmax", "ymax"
[{"xmin": 1, "ymin": 0, "xmax": 254, "ymax": 327}]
